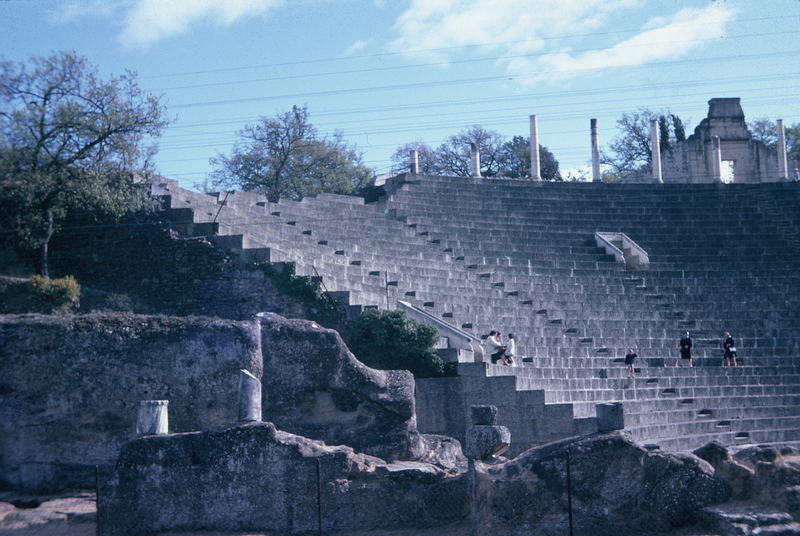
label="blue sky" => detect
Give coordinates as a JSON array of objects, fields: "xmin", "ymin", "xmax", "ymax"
[{"xmin": 1, "ymin": 0, "xmax": 798, "ymax": 187}]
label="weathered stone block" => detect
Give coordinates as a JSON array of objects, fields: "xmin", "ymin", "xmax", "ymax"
[
  {"xmin": 0, "ymin": 313, "xmax": 262, "ymax": 491},
  {"xmin": 471, "ymin": 405, "xmax": 498, "ymax": 425},
  {"xmin": 98, "ymin": 423, "xmax": 469, "ymax": 536},
  {"xmin": 466, "ymin": 425, "xmax": 511, "ymax": 460}
]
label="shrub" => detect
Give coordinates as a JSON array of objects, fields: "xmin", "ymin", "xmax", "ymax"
[
  {"xmin": 28, "ymin": 275, "xmax": 81, "ymax": 305},
  {"xmin": 345, "ymin": 309, "xmax": 445, "ymax": 378}
]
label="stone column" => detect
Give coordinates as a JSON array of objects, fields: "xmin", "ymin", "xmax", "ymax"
[
  {"xmin": 136, "ymin": 400, "xmax": 168, "ymax": 435},
  {"xmin": 529, "ymin": 114, "xmax": 541, "ymax": 180},
  {"xmin": 711, "ymin": 136, "xmax": 723, "ymax": 182},
  {"xmin": 470, "ymin": 142, "xmax": 481, "ymax": 178},
  {"xmin": 777, "ymin": 119, "xmax": 789, "ymax": 180},
  {"xmin": 410, "ymin": 150, "xmax": 420, "ymax": 175},
  {"xmin": 590, "ymin": 118, "xmax": 601, "ymax": 182},
  {"xmin": 650, "ymin": 119, "xmax": 663, "ymax": 184},
  {"xmin": 238, "ymin": 369, "xmax": 262, "ymax": 423}
]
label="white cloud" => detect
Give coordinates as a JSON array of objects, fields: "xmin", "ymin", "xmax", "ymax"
[
  {"xmin": 387, "ymin": 1, "xmax": 734, "ymax": 82},
  {"xmin": 536, "ymin": 5, "xmax": 734, "ymax": 80},
  {"xmin": 47, "ymin": 0, "xmax": 118, "ymax": 24},
  {"xmin": 387, "ymin": 0, "xmax": 638, "ymax": 62},
  {"xmin": 343, "ymin": 40, "xmax": 370, "ymax": 57},
  {"xmin": 118, "ymin": 0, "xmax": 285, "ymax": 48}
]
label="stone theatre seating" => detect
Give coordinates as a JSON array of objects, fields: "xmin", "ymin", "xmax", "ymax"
[{"xmin": 153, "ymin": 174, "xmax": 800, "ymax": 453}]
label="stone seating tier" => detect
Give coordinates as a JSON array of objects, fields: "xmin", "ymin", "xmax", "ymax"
[{"xmin": 153, "ymin": 176, "xmax": 800, "ymax": 453}]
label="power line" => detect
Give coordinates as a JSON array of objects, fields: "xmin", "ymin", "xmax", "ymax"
[
  {"xmin": 168, "ymin": 50, "xmax": 800, "ymax": 109},
  {"xmin": 151, "ymin": 30, "xmax": 794, "ymax": 93},
  {"xmin": 139, "ymin": 14, "xmax": 791, "ymax": 80}
]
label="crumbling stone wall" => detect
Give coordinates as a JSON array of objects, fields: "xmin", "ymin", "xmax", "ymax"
[
  {"xmin": 98, "ymin": 423, "xmax": 469, "ymax": 536},
  {"xmin": 662, "ymin": 98, "xmax": 780, "ymax": 183},
  {"xmin": 0, "ymin": 313, "xmax": 262, "ymax": 491}
]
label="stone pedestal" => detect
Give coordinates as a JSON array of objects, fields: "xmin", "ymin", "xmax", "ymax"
[
  {"xmin": 596, "ymin": 402, "xmax": 624, "ymax": 432},
  {"xmin": 238, "ymin": 369, "xmax": 262, "ymax": 422},
  {"xmin": 136, "ymin": 400, "xmax": 168, "ymax": 435},
  {"xmin": 465, "ymin": 404, "xmax": 510, "ymax": 459}
]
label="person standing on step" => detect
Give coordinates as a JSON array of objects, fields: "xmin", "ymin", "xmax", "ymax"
[
  {"xmin": 722, "ymin": 331, "xmax": 737, "ymax": 367},
  {"xmin": 625, "ymin": 348, "xmax": 638, "ymax": 376},
  {"xmin": 504, "ymin": 333, "xmax": 517, "ymax": 367},
  {"xmin": 486, "ymin": 330, "xmax": 508, "ymax": 365},
  {"xmin": 679, "ymin": 331, "xmax": 693, "ymax": 367}
]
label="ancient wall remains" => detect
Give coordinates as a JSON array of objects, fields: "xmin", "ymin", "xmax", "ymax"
[
  {"xmin": 662, "ymin": 98, "xmax": 780, "ymax": 183},
  {"xmin": 0, "ymin": 313, "xmax": 262, "ymax": 490}
]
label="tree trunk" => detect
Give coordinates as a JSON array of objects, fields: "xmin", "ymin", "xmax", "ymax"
[{"xmin": 39, "ymin": 208, "xmax": 54, "ymax": 277}]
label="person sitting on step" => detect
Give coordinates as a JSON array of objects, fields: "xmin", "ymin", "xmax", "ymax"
[
  {"xmin": 679, "ymin": 331, "xmax": 693, "ymax": 367},
  {"xmin": 624, "ymin": 348, "xmax": 638, "ymax": 376},
  {"xmin": 722, "ymin": 331, "xmax": 737, "ymax": 367},
  {"xmin": 486, "ymin": 330, "xmax": 508, "ymax": 365},
  {"xmin": 504, "ymin": 333, "xmax": 517, "ymax": 367}
]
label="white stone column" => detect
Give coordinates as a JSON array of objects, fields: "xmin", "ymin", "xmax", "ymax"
[
  {"xmin": 470, "ymin": 142, "xmax": 481, "ymax": 178},
  {"xmin": 410, "ymin": 150, "xmax": 420, "ymax": 175},
  {"xmin": 529, "ymin": 115, "xmax": 541, "ymax": 180},
  {"xmin": 238, "ymin": 369, "xmax": 262, "ymax": 422},
  {"xmin": 137, "ymin": 400, "xmax": 168, "ymax": 435},
  {"xmin": 650, "ymin": 119, "xmax": 663, "ymax": 184},
  {"xmin": 590, "ymin": 118, "xmax": 601, "ymax": 182},
  {"xmin": 777, "ymin": 119, "xmax": 789, "ymax": 180},
  {"xmin": 710, "ymin": 136, "xmax": 723, "ymax": 182}
]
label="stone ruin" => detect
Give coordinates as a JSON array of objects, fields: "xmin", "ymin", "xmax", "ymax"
[
  {"xmin": 661, "ymin": 98, "xmax": 786, "ymax": 184},
  {"xmin": 2, "ymin": 97, "xmax": 800, "ymax": 534}
]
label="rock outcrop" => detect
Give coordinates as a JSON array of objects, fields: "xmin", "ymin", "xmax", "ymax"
[
  {"xmin": 472, "ymin": 431, "xmax": 730, "ymax": 536},
  {"xmin": 258, "ymin": 312, "xmax": 464, "ymax": 469}
]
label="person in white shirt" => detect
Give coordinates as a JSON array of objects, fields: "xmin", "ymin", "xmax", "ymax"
[
  {"xmin": 486, "ymin": 330, "xmax": 507, "ymax": 365},
  {"xmin": 504, "ymin": 333, "xmax": 517, "ymax": 366}
]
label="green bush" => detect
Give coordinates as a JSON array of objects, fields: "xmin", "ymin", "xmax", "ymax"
[
  {"xmin": 29, "ymin": 275, "xmax": 81, "ymax": 305},
  {"xmin": 345, "ymin": 309, "xmax": 445, "ymax": 378}
]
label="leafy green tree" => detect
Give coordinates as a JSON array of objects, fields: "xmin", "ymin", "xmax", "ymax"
[
  {"xmin": 659, "ymin": 116, "xmax": 671, "ymax": 152},
  {"xmin": 209, "ymin": 105, "xmax": 373, "ymax": 201},
  {"xmin": 672, "ymin": 114, "xmax": 686, "ymax": 142},
  {"xmin": 496, "ymin": 135, "xmax": 561, "ymax": 180},
  {"xmin": 345, "ymin": 309, "xmax": 444, "ymax": 378},
  {"xmin": 0, "ymin": 52, "xmax": 167, "ymax": 276},
  {"xmin": 748, "ymin": 118, "xmax": 800, "ymax": 164},
  {"xmin": 601, "ymin": 109, "xmax": 685, "ymax": 179}
]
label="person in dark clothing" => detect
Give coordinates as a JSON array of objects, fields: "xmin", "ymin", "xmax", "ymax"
[
  {"xmin": 680, "ymin": 331, "xmax": 693, "ymax": 367},
  {"xmin": 723, "ymin": 331, "xmax": 737, "ymax": 367},
  {"xmin": 624, "ymin": 348, "xmax": 638, "ymax": 376},
  {"xmin": 486, "ymin": 330, "xmax": 508, "ymax": 365}
]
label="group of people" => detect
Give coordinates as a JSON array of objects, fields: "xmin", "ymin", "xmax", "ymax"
[
  {"xmin": 486, "ymin": 330, "xmax": 517, "ymax": 366},
  {"xmin": 624, "ymin": 331, "xmax": 737, "ymax": 375},
  {"xmin": 678, "ymin": 331, "xmax": 737, "ymax": 368}
]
